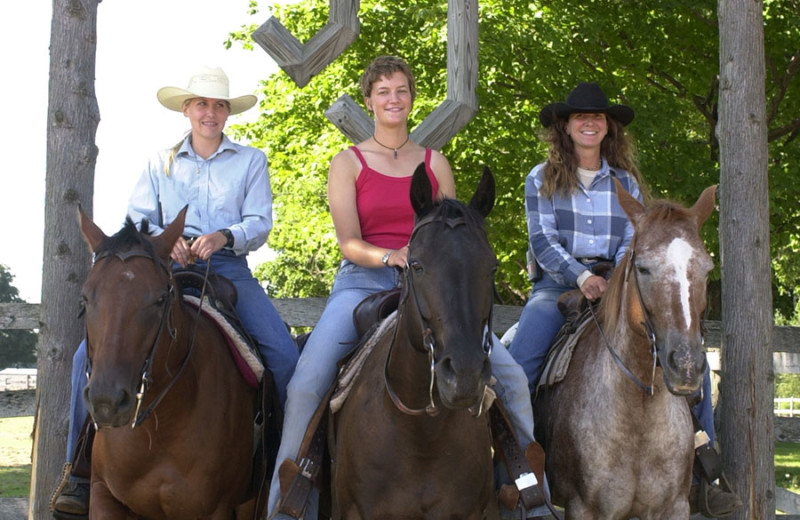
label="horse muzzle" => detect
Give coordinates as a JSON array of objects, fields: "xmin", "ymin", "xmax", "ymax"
[
  {"xmin": 84, "ymin": 381, "xmax": 136, "ymax": 428},
  {"xmin": 657, "ymin": 331, "xmax": 706, "ymax": 395},
  {"xmin": 434, "ymin": 350, "xmax": 492, "ymax": 409}
]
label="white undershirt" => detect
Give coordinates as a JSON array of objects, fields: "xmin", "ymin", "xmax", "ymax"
[{"xmin": 577, "ymin": 166, "xmax": 598, "ymax": 189}]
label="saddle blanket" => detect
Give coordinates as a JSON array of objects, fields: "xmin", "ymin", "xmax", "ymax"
[
  {"xmin": 183, "ymin": 295, "xmax": 264, "ymax": 388},
  {"xmin": 536, "ymin": 315, "xmax": 593, "ymax": 393},
  {"xmin": 330, "ymin": 311, "xmax": 398, "ymax": 414}
]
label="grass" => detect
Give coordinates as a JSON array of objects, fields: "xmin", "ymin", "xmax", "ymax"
[
  {"xmin": 776, "ymin": 441, "xmax": 800, "ymax": 494},
  {"xmin": 1, "ymin": 416, "xmax": 800, "ymax": 499},
  {"xmin": 0, "ymin": 416, "xmax": 33, "ymax": 498}
]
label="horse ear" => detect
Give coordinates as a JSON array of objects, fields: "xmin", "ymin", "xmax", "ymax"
[
  {"xmin": 77, "ymin": 204, "xmax": 107, "ymax": 252},
  {"xmin": 468, "ymin": 166, "xmax": 495, "ymax": 218},
  {"xmin": 690, "ymin": 185, "xmax": 717, "ymax": 229},
  {"xmin": 410, "ymin": 162, "xmax": 435, "ymax": 218},
  {"xmin": 152, "ymin": 205, "xmax": 188, "ymax": 259},
  {"xmin": 613, "ymin": 177, "xmax": 645, "ymax": 223}
]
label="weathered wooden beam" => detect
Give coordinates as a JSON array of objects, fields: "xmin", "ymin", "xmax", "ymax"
[
  {"xmin": 0, "ymin": 303, "xmax": 41, "ymax": 330},
  {"xmin": 252, "ymin": 0, "xmax": 360, "ymax": 88}
]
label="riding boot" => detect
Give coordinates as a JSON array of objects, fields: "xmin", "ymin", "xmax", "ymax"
[
  {"xmin": 50, "ymin": 463, "xmax": 90, "ymax": 520},
  {"xmin": 690, "ymin": 429, "xmax": 742, "ymax": 517},
  {"xmin": 51, "ymin": 419, "xmax": 94, "ymax": 519}
]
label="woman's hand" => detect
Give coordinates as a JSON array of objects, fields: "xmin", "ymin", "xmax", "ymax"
[{"xmin": 580, "ymin": 274, "xmax": 608, "ymax": 301}]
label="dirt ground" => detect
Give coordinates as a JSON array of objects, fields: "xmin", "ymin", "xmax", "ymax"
[{"xmin": 0, "ymin": 389, "xmax": 36, "ymax": 419}]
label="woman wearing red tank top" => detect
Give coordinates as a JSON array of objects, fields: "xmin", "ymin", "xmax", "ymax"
[{"xmin": 268, "ymin": 56, "xmax": 539, "ymax": 519}]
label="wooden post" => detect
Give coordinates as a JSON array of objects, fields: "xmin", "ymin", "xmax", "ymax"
[{"xmin": 30, "ymin": 0, "xmax": 100, "ymax": 517}]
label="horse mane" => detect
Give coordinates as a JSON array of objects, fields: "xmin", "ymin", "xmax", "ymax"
[
  {"xmin": 95, "ymin": 217, "xmax": 155, "ymax": 257},
  {"xmin": 598, "ymin": 198, "xmax": 696, "ymax": 333}
]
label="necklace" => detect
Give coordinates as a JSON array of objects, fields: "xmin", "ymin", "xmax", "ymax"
[{"xmin": 373, "ymin": 134, "xmax": 410, "ymax": 159}]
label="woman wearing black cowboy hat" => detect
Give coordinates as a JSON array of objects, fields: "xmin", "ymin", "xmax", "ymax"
[{"xmin": 508, "ymin": 81, "xmax": 740, "ymax": 518}]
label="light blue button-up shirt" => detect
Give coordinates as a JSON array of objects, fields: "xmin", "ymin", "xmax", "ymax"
[
  {"xmin": 127, "ymin": 134, "xmax": 272, "ymax": 256},
  {"xmin": 524, "ymin": 160, "xmax": 642, "ymax": 286}
]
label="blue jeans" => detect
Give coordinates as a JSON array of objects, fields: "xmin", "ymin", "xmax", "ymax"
[
  {"xmin": 66, "ymin": 251, "xmax": 298, "ymax": 470},
  {"xmin": 508, "ymin": 273, "xmax": 573, "ymax": 392},
  {"xmin": 267, "ymin": 261, "xmax": 535, "ymax": 519}
]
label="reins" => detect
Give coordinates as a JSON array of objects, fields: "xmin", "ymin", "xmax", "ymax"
[{"xmin": 589, "ymin": 249, "xmax": 658, "ymax": 396}]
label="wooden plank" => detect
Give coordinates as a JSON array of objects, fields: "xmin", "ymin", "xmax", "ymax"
[{"xmin": 0, "ymin": 303, "xmax": 41, "ymax": 330}]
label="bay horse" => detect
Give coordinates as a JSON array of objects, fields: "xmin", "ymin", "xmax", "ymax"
[
  {"xmin": 331, "ymin": 165, "xmax": 498, "ymax": 519},
  {"xmin": 77, "ymin": 206, "xmax": 266, "ymax": 519},
  {"xmin": 533, "ymin": 180, "xmax": 717, "ymax": 519}
]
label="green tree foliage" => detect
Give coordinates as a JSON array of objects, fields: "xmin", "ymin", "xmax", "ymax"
[
  {"xmin": 0, "ymin": 265, "xmax": 37, "ymax": 368},
  {"xmin": 227, "ymin": 0, "xmax": 800, "ymax": 317}
]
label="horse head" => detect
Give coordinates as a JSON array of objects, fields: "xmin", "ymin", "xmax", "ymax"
[
  {"xmin": 78, "ymin": 206, "xmax": 187, "ymax": 427},
  {"xmin": 399, "ymin": 164, "xmax": 497, "ymax": 410},
  {"xmin": 613, "ymin": 179, "xmax": 716, "ymax": 395}
]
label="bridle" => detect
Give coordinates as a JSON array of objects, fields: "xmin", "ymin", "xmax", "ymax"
[
  {"xmin": 383, "ymin": 212, "xmax": 495, "ymax": 417},
  {"xmin": 85, "ymin": 248, "xmax": 206, "ymax": 429}
]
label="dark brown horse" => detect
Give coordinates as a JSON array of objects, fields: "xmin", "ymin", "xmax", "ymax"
[
  {"xmin": 533, "ymin": 180, "xmax": 717, "ymax": 520},
  {"xmin": 331, "ymin": 165, "xmax": 499, "ymax": 519},
  {"xmin": 78, "ymin": 207, "xmax": 264, "ymax": 519}
]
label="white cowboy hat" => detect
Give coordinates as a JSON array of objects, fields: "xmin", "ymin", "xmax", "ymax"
[{"xmin": 156, "ymin": 66, "xmax": 257, "ymax": 115}]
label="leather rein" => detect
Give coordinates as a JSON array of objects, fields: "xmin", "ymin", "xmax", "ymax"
[
  {"xmin": 86, "ymin": 249, "xmax": 208, "ymax": 429},
  {"xmin": 588, "ymin": 249, "xmax": 659, "ymax": 396},
  {"xmin": 383, "ymin": 214, "xmax": 495, "ymax": 417}
]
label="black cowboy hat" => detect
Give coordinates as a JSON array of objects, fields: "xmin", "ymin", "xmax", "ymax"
[{"xmin": 538, "ymin": 82, "xmax": 634, "ymax": 128}]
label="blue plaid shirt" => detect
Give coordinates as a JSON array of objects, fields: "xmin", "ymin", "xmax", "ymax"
[{"xmin": 525, "ymin": 159, "xmax": 642, "ymax": 287}]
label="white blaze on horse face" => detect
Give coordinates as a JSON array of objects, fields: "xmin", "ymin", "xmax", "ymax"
[
  {"xmin": 122, "ymin": 270, "xmax": 136, "ymax": 282},
  {"xmin": 665, "ymin": 237, "xmax": 694, "ymax": 330}
]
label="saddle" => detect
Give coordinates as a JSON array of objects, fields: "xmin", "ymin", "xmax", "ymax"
[{"xmin": 174, "ymin": 264, "xmax": 239, "ymax": 316}]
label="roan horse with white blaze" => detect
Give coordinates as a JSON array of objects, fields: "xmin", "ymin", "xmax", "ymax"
[{"xmin": 533, "ymin": 180, "xmax": 717, "ymax": 519}]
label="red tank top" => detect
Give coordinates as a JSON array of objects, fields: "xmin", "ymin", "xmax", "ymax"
[{"xmin": 352, "ymin": 146, "xmax": 439, "ymax": 250}]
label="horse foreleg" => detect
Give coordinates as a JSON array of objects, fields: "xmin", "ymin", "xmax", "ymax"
[{"xmin": 89, "ymin": 481, "xmax": 129, "ymax": 519}]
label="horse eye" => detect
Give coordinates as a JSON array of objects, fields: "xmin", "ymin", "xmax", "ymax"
[
  {"xmin": 409, "ymin": 260, "xmax": 424, "ymax": 273},
  {"xmin": 77, "ymin": 296, "xmax": 87, "ymax": 318},
  {"xmin": 637, "ymin": 265, "xmax": 651, "ymax": 276}
]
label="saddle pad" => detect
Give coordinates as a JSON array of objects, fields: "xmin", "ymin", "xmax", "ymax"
[
  {"xmin": 536, "ymin": 316, "xmax": 593, "ymax": 393},
  {"xmin": 330, "ymin": 311, "xmax": 398, "ymax": 414},
  {"xmin": 183, "ymin": 295, "xmax": 264, "ymax": 388}
]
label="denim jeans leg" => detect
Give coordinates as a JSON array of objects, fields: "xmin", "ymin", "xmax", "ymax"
[
  {"xmin": 66, "ymin": 340, "xmax": 89, "ymax": 483},
  {"xmin": 490, "ymin": 336, "xmax": 535, "ymax": 447},
  {"xmin": 267, "ymin": 263, "xmax": 398, "ymax": 519},
  {"xmin": 206, "ymin": 253, "xmax": 300, "ymax": 411},
  {"xmin": 508, "ymin": 284, "xmax": 571, "ymax": 391},
  {"xmin": 692, "ymin": 363, "xmax": 715, "ymax": 446}
]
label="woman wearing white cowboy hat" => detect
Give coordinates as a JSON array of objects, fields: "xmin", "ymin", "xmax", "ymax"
[
  {"xmin": 508, "ymin": 81, "xmax": 740, "ymax": 518},
  {"xmin": 52, "ymin": 66, "xmax": 299, "ymax": 518}
]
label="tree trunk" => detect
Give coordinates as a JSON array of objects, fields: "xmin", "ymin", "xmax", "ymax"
[
  {"xmin": 31, "ymin": 0, "xmax": 100, "ymax": 517},
  {"xmin": 716, "ymin": 0, "xmax": 773, "ymax": 518}
]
